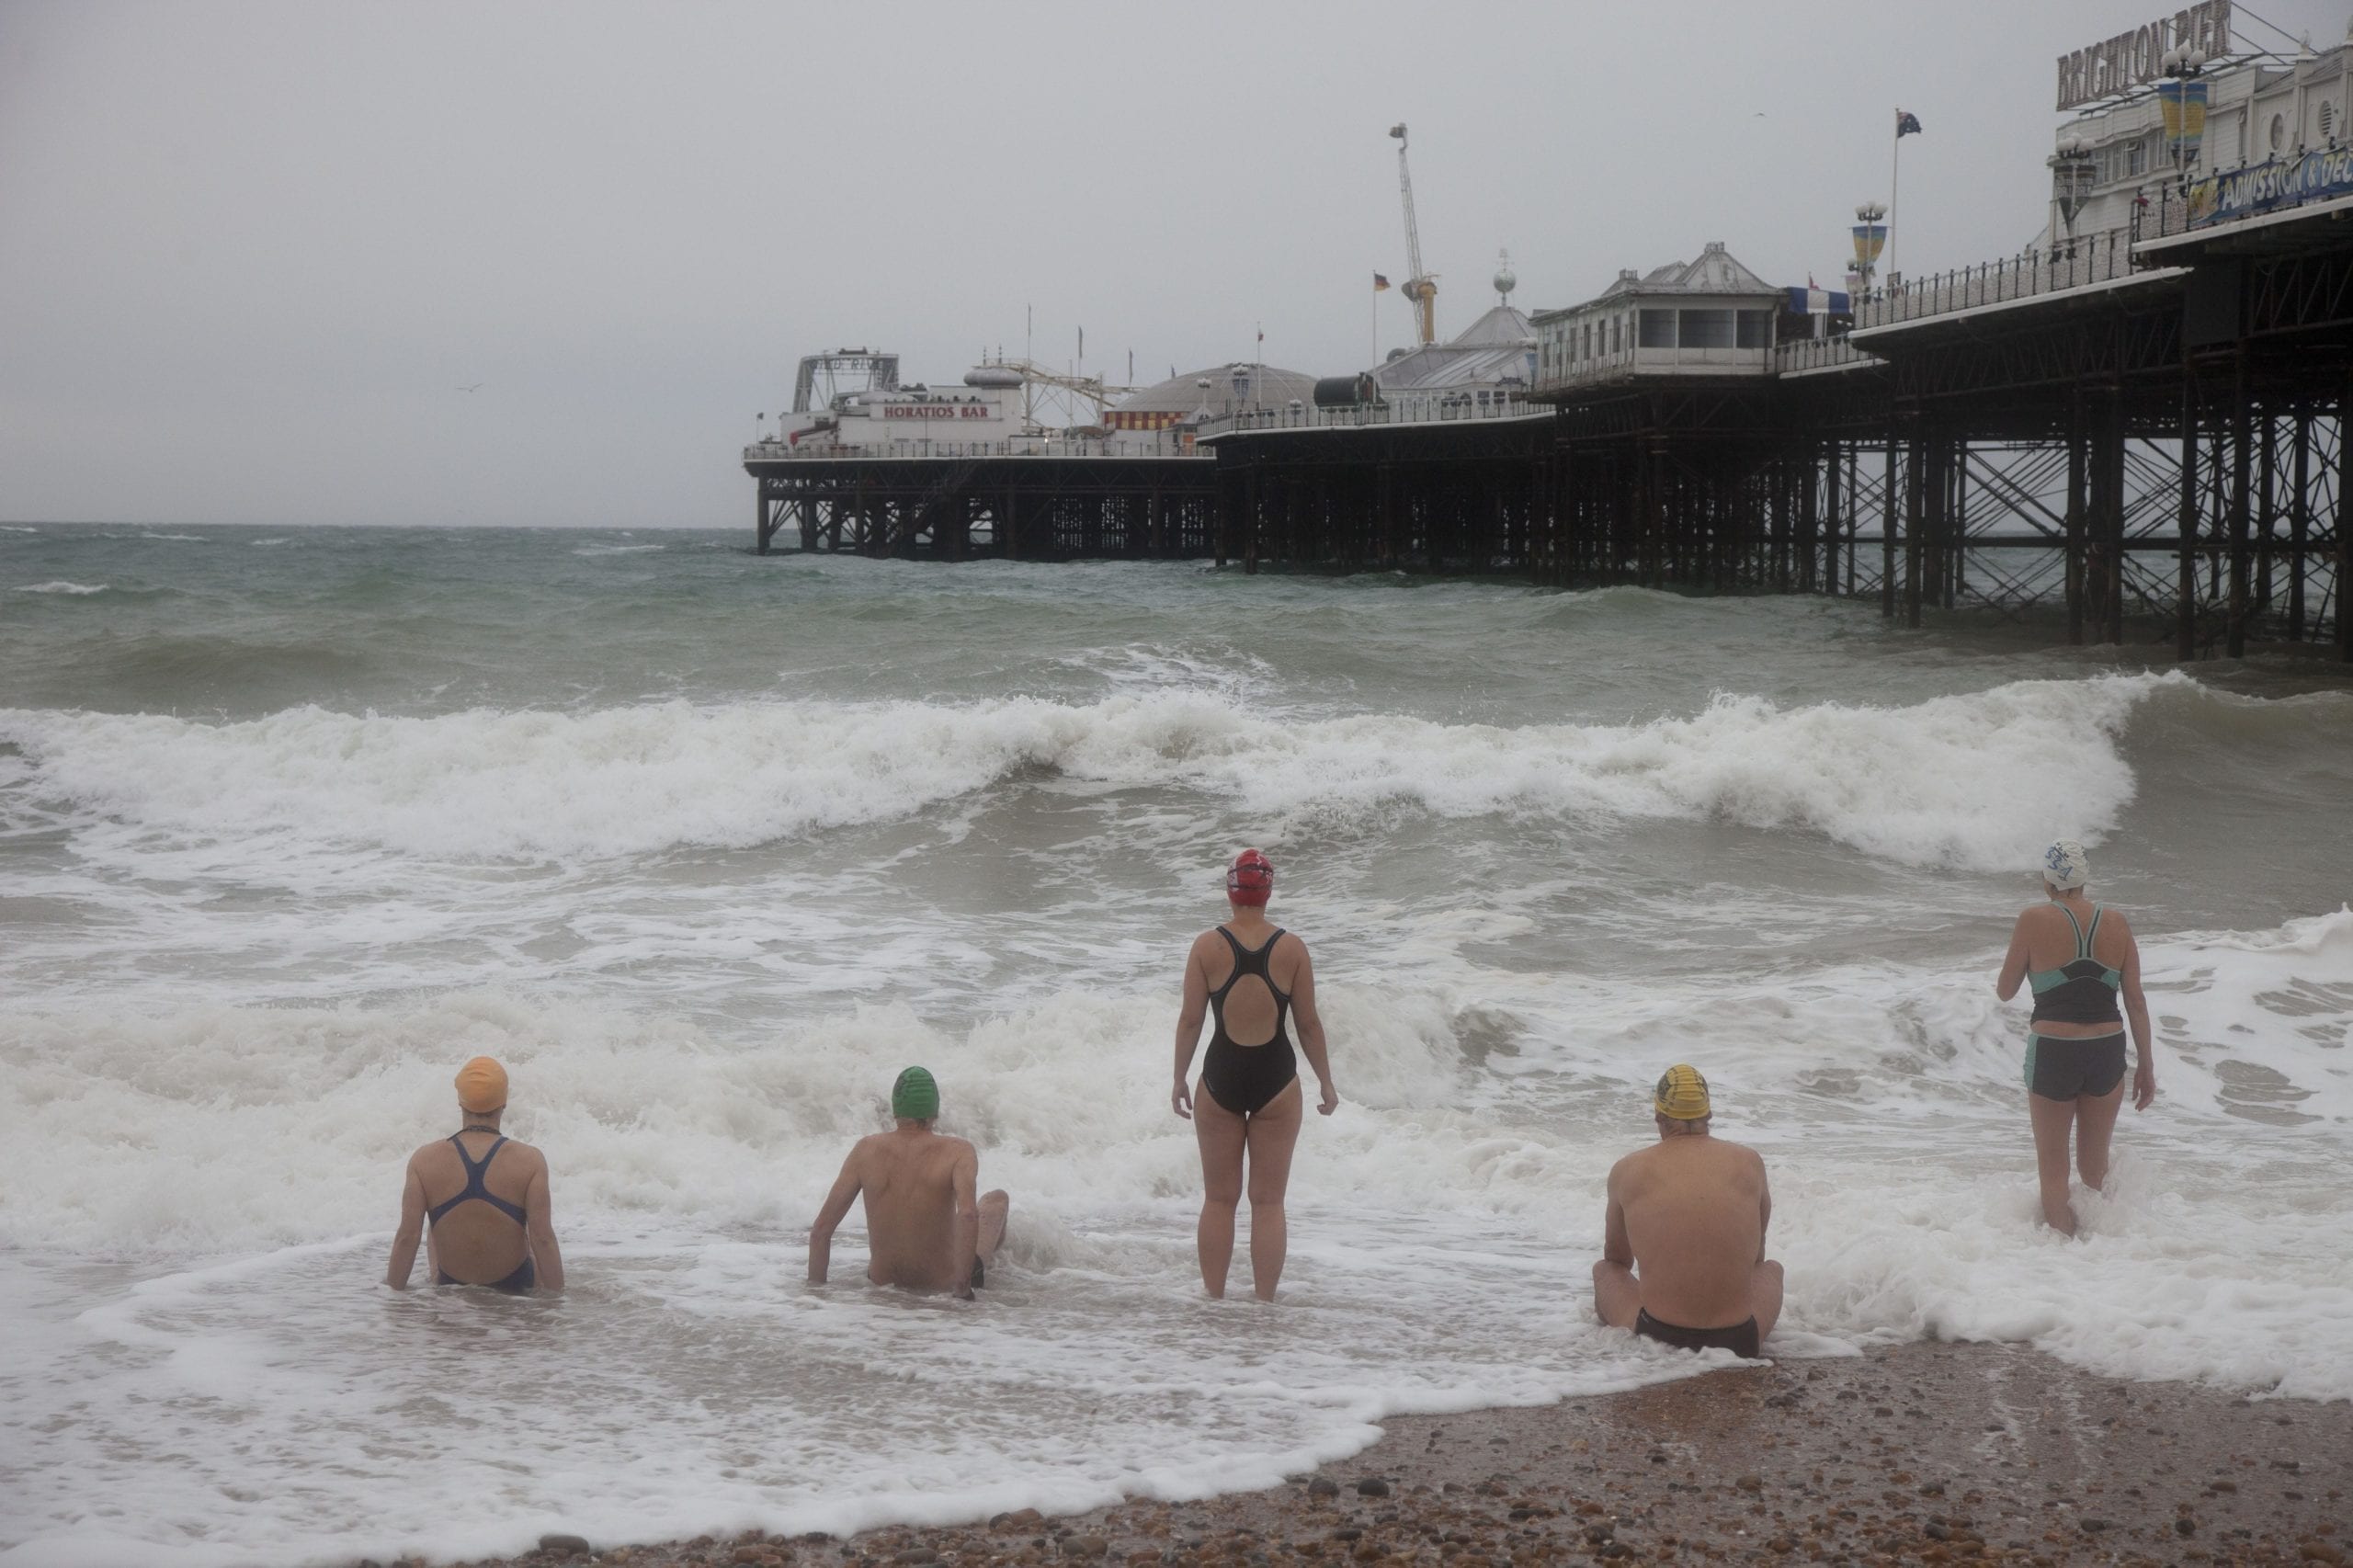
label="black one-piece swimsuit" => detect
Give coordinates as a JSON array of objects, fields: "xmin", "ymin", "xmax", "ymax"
[{"xmin": 1200, "ymin": 926, "xmax": 1299, "ymax": 1116}]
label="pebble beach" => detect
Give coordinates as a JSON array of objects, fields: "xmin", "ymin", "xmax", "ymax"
[{"xmin": 411, "ymin": 1343, "xmax": 2351, "ymax": 1568}]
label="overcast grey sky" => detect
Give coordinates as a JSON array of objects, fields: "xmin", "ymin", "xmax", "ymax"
[{"xmin": 4, "ymin": 0, "xmax": 2347, "ymax": 529}]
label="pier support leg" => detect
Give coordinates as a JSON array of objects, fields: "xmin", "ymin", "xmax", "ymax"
[
  {"xmin": 2177, "ymin": 365, "xmax": 2200, "ymax": 662},
  {"xmin": 2228, "ymin": 356, "xmax": 2252, "ymax": 658},
  {"xmin": 2290, "ymin": 407, "xmax": 2311, "ymax": 642},
  {"xmin": 2101, "ymin": 388, "xmax": 2127, "ymax": 646},
  {"xmin": 1881, "ymin": 425, "xmax": 1899, "ymax": 620},
  {"xmin": 2067, "ymin": 394, "xmax": 2087, "ymax": 645},
  {"xmin": 2257, "ymin": 408, "xmax": 2279, "ymax": 618},
  {"xmin": 2339, "ymin": 367, "xmax": 2352, "ymax": 661},
  {"xmin": 1904, "ymin": 423, "xmax": 1925, "ymax": 630}
]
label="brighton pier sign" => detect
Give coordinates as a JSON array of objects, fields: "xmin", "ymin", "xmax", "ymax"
[{"xmin": 2056, "ymin": 1, "xmax": 2232, "ymax": 112}]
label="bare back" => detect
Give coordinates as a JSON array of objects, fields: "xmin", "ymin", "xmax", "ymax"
[
  {"xmin": 849, "ymin": 1129, "xmax": 979, "ymax": 1292},
  {"xmin": 1192, "ymin": 918, "xmax": 1308, "ymax": 1049},
  {"xmin": 1607, "ymin": 1135, "xmax": 1768, "ymax": 1329},
  {"xmin": 409, "ymin": 1131, "xmax": 544, "ymax": 1285}
]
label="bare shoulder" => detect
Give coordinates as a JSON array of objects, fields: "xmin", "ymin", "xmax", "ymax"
[
  {"xmin": 1606, "ymin": 1144, "xmax": 1650, "ymax": 1187},
  {"xmin": 506, "ymin": 1140, "xmax": 550, "ymax": 1173},
  {"xmin": 1275, "ymin": 929, "xmax": 1312, "ymax": 962}
]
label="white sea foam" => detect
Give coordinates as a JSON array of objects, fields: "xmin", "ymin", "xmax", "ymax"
[
  {"xmin": 138, "ymin": 532, "xmax": 205, "ymax": 542},
  {"xmin": 4, "ymin": 546, "xmax": 2347, "ymax": 1567},
  {"xmin": 573, "ymin": 543, "xmax": 666, "ymax": 556},
  {"xmin": 14, "ymin": 581, "xmax": 108, "ymax": 596},
  {"xmin": 0, "ymin": 672, "xmax": 2185, "ymax": 869},
  {"xmin": 2, "ymin": 911, "xmax": 2348, "ymax": 1564}
]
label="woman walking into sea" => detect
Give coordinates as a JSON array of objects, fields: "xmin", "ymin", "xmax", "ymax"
[
  {"xmin": 1995, "ymin": 838, "xmax": 2157, "ymax": 1235},
  {"xmin": 1171, "ymin": 848, "xmax": 1339, "ymax": 1300}
]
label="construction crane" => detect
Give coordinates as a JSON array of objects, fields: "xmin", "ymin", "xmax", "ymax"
[{"xmin": 1389, "ymin": 122, "xmax": 1438, "ymax": 345}]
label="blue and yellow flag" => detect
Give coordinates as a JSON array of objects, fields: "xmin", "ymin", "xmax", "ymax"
[{"xmin": 2158, "ymin": 80, "xmax": 2209, "ymax": 162}]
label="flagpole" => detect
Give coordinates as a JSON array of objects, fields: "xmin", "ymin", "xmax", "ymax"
[{"xmin": 1888, "ymin": 115, "xmax": 1903, "ymax": 289}]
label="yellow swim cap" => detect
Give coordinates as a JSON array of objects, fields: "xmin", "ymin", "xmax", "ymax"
[
  {"xmin": 455, "ymin": 1056, "xmax": 508, "ymax": 1114},
  {"xmin": 1654, "ymin": 1063, "xmax": 1711, "ymax": 1121}
]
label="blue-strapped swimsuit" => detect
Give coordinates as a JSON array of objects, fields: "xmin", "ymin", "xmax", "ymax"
[{"xmin": 428, "ymin": 1131, "xmax": 536, "ymax": 1292}]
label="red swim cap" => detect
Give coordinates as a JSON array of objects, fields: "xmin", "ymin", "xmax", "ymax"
[{"xmin": 1226, "ymin": 847, "xmax": 1274, "ymax": 905}]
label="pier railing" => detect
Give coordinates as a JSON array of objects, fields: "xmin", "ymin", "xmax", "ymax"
[
  {"xmin": 745, "ymin": 433, "xmax": 1207, "ymax": 462},
  {"xmin": 1198, "ymin": 392, "xmax": 1546, "ymax": 439}
]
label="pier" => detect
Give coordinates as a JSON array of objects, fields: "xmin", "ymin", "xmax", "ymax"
[{"xmin": 746, "ymin": 30, "xmax": 2353, "ymax": 659}]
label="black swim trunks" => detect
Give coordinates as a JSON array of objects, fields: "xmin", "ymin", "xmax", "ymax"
[
  {"xmin": 1633, "ymin": 1309, "xmax": 1762, "ymax": 1358},
  {"xmin": 2024, "ymin": 1031, "xmax": 2127, "ymax": 1101}
]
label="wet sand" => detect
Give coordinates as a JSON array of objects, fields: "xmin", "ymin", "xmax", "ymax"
[{"xmin": 392, "ymin": 1343, "xmax": 2350, "ymax": 1568}]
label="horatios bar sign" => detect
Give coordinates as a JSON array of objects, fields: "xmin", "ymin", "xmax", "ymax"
[{"xmin": 2056, "ymin": 1, "xmax": 2232, "ymax": 111}]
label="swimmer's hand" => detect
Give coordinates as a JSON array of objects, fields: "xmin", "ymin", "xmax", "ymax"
[
  {"xmin": 1172, "ymin": 1078, "xmax": 1193, "ymax": 1120},
  {"xmin": 2132, "ymin": 1059, "xmax": 2157, "ymax": 1111},
  {"xmin": 1316, "ymin": 1080, "xmax": 1339, "ymax": 1117}
]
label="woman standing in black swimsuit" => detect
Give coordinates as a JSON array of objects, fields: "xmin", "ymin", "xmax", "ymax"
[{"xmin": 1171, "ymin": 848, "xmax": 1338, "ymax": 1300}]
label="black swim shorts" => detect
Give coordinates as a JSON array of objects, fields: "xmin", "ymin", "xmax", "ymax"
[
  {"xmin": 1633, "ymin": 1309, "xmax": 1761, "ymax": 1358},
  {"xmin": 2024, "ymin": 1031, "xmax": 2127, "ymax": 1101}
]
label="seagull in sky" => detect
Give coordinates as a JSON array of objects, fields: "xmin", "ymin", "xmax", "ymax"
[{"xmin": 456, "ymin": 382, "xmax": 482, "ymax": 392}]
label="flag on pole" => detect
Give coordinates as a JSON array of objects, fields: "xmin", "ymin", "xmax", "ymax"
[
  {"xmin": 1895, "ymin": 109, "xmax": 1923, "ymax": 137},
  {"xmin": 1373, "ymin": 273, "xmax": 1392, "ymax": 291}
]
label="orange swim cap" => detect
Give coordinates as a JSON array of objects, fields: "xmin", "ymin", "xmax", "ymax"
[{"xmin": 455, "ymin": 1056, "xmax": 508, "ymax": 1114}]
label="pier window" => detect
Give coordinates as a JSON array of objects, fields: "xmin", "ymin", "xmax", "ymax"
[
  {"xmin": 1736, "ymin": 310, "xmax": 1772, "ymax": 349},
  {"xmin": 1638, "ymin": 309, "xmax": 1676, "ymax": 348},
  {"xmin": 1677, "ymin": 309, "xmax": 1735, "ymax": 349},
  {"xmin": 1612, "ymin": 318, "xmax": 1622, "ymax": 355},
  {"xmin": 1583, "ymin": 322, "xmax": 1594, "ymax": 358}
]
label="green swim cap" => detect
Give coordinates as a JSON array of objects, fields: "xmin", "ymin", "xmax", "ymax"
[{"xmin": 892, "ymin": 1066, "xmax": 939, "ymax": 1121}]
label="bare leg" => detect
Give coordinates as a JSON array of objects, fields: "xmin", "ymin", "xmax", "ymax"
[
  {"xmin": 1193, "ymin": 1083, "xmax": 1245, "ymax": 1299},
  {"xmin": 1591, "ymin": 1259, "xmax": 1642, "ymax": 1329},
  {"xmin": 1241, "ymin": 1080, "xmax": 1304, "ymax": 1301},
  {"xmin": 1750, "ymin": 1259, "xmax": 1785, "ymax": 1342},
  {"xmin": 2028, "ymin": 1092, "xmax": 2079, "ymax": 1236},
  {"xmin": 978, "ymin": 1190, "xmax": 1009, "ymax": 1267},
  {"xmin": 2074, "ymin": 1083, "xmax": 2125, "ymax": 1191}
]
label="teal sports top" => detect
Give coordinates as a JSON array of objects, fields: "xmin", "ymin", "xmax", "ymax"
[{"xmin": 2028, "ymin": 903, "xmax": 2123, "ymax": 1026}]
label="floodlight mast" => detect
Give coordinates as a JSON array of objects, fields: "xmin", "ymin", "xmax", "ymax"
[{"xmin": 1390, "ymin": 122, "xmax": 1438, "ymax": 345}]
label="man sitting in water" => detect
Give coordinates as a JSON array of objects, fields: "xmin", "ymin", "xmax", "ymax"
[
  {"xmin": 808, "ymin": 1066, "xmax": 1009, "ymax": 1299},
  {"xmin": 385, "ymin": 1055, "xmax": 565, "ymax": 1293},
  {"xmin": 1591, "ymin": 1065, "xmax": 1780, "ymax": 1358}
]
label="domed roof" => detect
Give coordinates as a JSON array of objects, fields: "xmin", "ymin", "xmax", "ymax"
[{"xmin": 1115, "ymin": 362, "xmax": 1324, "ymax": 415}]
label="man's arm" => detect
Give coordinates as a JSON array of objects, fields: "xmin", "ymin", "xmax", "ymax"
[
  {"xmin": 525, "ymin": 1154, "xmax": 565, "ymax": 1293},
  {"xmin": 951, "ymin": 1144, "xmax": 981, "ymax": 1301},
  {"xmin": 1601, "ymin": 1163, "xmax": 1634, "ymax": 1268},
  {"xmin": 1756, "ymin": 1153, "xmax": 1773, "ymax": 1262},
  {"xmin": 385, "ymin": 1160, "xmax": 426, "ymax": 1290},
  {"xmin": 1287, "ymin": 938, "xmax": 1339, "ymax": 1116},
  {"xmin": 807, "ymin": 1145, "xmax": 864, "ymax": 1284},
  {"xmin": 1172, "ymin": 937, "xmax": 1210, "ymax": 1119},
  {"xmin": 1995, "ymin": 911, "xmax": 2035, "ymax": 1001}
]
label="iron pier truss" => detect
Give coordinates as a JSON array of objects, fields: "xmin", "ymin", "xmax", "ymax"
[{"xmin": 748, "ymin": 211, "xmax": 2353, "ymax": 659}]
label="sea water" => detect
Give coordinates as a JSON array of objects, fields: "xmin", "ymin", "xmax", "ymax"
[{"xmin": 1, "ymin": 524, "xmax": 2348, "ymax": 1568}]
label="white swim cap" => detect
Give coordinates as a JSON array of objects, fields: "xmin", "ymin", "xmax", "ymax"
[{"xmin": 2041, "ymin": 839, "xmax": 2090, "ymax": 890}]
